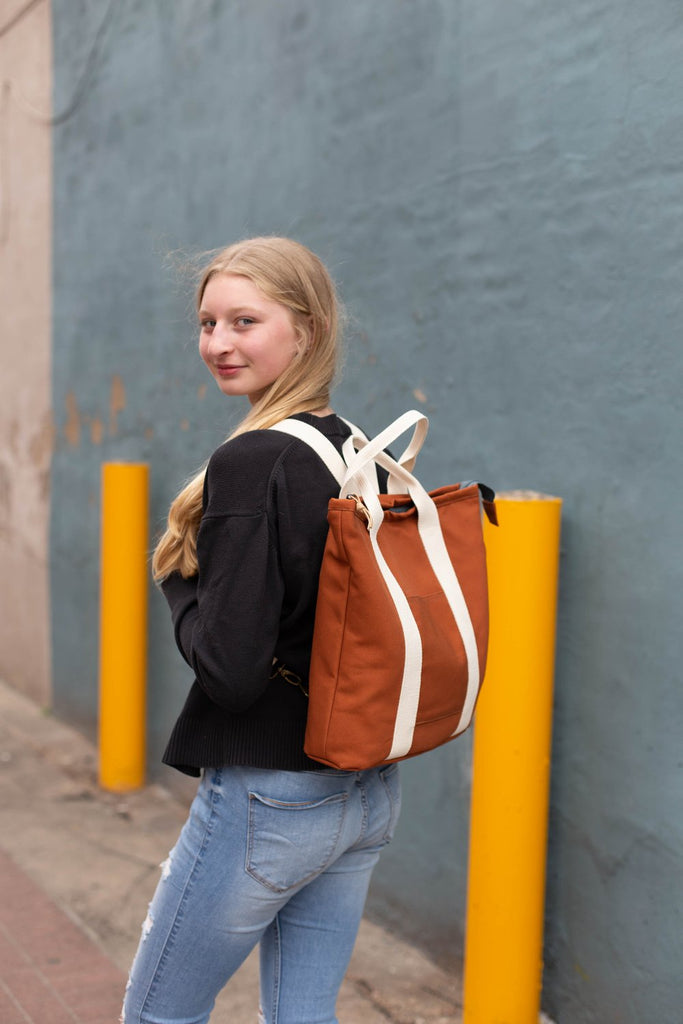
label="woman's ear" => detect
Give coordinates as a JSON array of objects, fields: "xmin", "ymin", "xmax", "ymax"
[{"xmin": 297, "ymin": 317, "xmax": 315, "ymax": 353}]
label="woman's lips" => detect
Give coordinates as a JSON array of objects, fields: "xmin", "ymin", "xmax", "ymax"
[{"xmin": 216, "ymin": 365, "xmax": 244, "ymax": 376}]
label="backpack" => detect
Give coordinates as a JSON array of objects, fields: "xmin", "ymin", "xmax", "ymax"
[{"xmin": 271, "ymin": 410, "xmax": 496, "ymax": 770}]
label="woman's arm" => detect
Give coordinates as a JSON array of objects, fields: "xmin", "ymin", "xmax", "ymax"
[
  {"xmin": 160, "ymin": 437, "xmax": 286, "ymax": 713},
  {"xmin": 160, "ymin": 571, "xmax": 199, "ymax": 668}
]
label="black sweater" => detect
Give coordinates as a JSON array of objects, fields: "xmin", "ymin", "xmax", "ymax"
[{"xmin": 160, "ymin": 412, "xmax": 354, "ymax": 776}]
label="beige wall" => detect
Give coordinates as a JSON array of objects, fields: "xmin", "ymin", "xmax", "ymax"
[{"xmin": 0, "ymin": 0, "xmax": 52, "ymax": 703}]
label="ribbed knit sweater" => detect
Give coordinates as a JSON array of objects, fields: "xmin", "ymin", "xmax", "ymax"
[{"xmin": 160, "ymin": 412, "xmax": 356, "ymax": 776}]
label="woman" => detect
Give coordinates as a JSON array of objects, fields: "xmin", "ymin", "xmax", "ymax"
[{"xmin": 122, "ymin": 237, "xmax": 401, "ymax": 1024}]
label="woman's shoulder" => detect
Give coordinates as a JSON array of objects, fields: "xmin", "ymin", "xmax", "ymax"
[
  {"xmin": 208, "ymin": 426, "xmax": 296, "ymax": 474},
  {"xmin": 208, "ymin": 414, "xmax": 351, "ymax": 474},
  {"xmin": 204, "ymin": 430, "xmax": 295, "ymax": 514},
  {"xmin": 204, "ymin": 415, "xmax": 350, "ymax": 516}
]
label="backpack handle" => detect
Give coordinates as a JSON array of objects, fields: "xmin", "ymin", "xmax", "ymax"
[
  {"xmin": 269, "ymin": 415, "xmax": 423, "ymax": 494},
  {"xmin": 340, "ymin": 410, "xmax": 428, "ymax": 496}
]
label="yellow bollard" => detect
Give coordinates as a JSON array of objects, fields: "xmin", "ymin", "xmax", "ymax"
[
  {"xmin": 98, "ymin": 462, "xmax": 149, "ymax": 791},
  {"xmin": 463, "ymin": 492, "xmax": 562, "ymax": 1024}
]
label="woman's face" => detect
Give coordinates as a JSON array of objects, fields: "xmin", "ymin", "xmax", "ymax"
[{"xmin": 198, "ymin": 273, "xmax": 303, "ymax": 404}]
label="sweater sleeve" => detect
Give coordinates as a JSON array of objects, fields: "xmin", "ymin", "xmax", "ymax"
[
  {"xmin": 159, "ymin": 571, "xmax": 199, "ymax": 667},
  {"xmin": 160, "ymin": 437, "xmax": 286, "ymax": 713}
]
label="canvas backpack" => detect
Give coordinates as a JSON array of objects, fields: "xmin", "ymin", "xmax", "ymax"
[{"xmin": 271, "ymin": 410, "xmax": 496, "ymax": 769}]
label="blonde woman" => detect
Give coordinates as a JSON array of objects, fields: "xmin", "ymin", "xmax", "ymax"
[{"xmin": 122, "ymin": 238, "xmax": 401, "ymax": 1024}]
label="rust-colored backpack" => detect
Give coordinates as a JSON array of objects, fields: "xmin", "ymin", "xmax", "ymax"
[{"xmin": 272, "ymin": 411, "xmax": 496, "ymax": 770}]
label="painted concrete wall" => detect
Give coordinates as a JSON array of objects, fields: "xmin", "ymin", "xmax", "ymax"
[
  {"xmin": 49, "ymin": 1, "xmax": 682, "ymax": 1019},
  {"xmin": 0, "ymin": 0, "xmax": 52, "ymax": 705}
]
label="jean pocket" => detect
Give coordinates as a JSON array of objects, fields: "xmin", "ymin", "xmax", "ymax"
[
  {"xmin": 379, "ymin": 763, "xmax": 402, "ymax": 845},
  {"xmin": 246, "ymin": 790, "xmax": 348, "ymax": 893}
]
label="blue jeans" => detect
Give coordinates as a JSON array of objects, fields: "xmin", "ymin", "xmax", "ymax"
[{"xmin": 122, "ymin": 763, "xmax": 401, "ymax": 1024}]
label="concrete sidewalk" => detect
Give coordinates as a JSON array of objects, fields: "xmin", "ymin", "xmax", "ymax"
[{"xmin": 0, "ymin": 679, "xmax": 463, "ymax": 1023}]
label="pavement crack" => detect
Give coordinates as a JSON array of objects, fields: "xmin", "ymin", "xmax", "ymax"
[
  {"xmin": 348, "ymin": 977, "xmax": 398, "ymax": 1021},
  {"xmin": 420, "ymin": 983, "xmax": 461, "ymax": 1009}
]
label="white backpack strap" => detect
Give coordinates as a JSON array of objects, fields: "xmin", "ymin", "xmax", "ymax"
[
  {"xmin": 338, "ymin": 418, "xmax": 379, "ymax": 493},
  {"xmin": 270, "ymin": 417, "xmax": 380, "ymax": 494},
  {"xmin": 341, "ymin": 410, "xmax": 428, "ymax": 494},
  {"xmin": 386, "ymin": 455, "xmax": 480, "ymax": 740},
  {"xmin": 269, "ymin": 419, "xmax": 347, "ymax": 487}
]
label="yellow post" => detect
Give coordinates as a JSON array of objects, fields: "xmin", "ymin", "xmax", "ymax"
[
  {"xmin": 463, "ymin": 492, "xmax": 562, "ymax": 1024},
  {"xmin": 98, "ymin": 462, "xmax": 149, "ymax": 791}
]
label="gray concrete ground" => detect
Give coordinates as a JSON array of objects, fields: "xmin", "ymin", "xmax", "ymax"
[{"xmin": 0, "ymin": 679, "xmax": 464, "ymax": 1023}]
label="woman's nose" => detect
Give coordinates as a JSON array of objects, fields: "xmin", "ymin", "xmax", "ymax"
[{"xmin": 207, "ymin": 322, "xmax": 235, "ymax": 353}]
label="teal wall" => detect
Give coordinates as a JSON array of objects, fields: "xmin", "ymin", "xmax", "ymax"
[{"xmin": 51, "ymin": 2, "xmax": 683, "ymax": 1019}]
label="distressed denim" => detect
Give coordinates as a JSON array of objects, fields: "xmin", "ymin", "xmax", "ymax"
[{"xmin": 122, "ymin": 763, "xmax": 401, "ymax": 1024}]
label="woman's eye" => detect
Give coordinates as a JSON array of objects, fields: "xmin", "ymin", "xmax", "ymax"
[
  {"xmin": 200, "ymin": 319, "xmax": 216, "ymax": 330},
  {"xmin": 236, "ymin": 316, "xmax": 255, "ymax": 327}
]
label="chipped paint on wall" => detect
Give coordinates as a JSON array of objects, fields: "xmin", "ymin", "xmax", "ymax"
[
  {"xmin": 88, "ymin": 415, "xmax": 105, "ymax": 445},
  {"xmin": 109, "ymin": 374, "xmax": 126, "ymax": 436},
  {"xmin": 63, "ymin": 391, "xmax": 81, "ymax": 447}
]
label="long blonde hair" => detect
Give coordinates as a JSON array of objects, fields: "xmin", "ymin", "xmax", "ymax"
[{"xmin": 152, "ymin": 236, "xmax": 343, "ymax": 581}]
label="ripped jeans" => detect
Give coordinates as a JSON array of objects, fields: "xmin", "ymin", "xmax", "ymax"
[{"xmin": 121, "ymin": 763, "xmax": 401, "ymax": 1024}]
